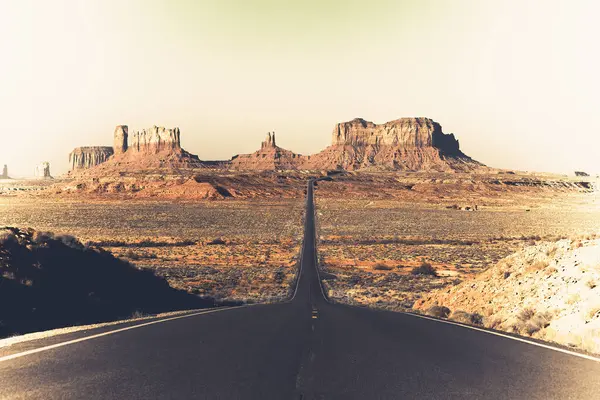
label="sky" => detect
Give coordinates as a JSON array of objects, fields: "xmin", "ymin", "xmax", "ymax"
[{"xmin": 1, "ymin": 0, "xmax": 599, "ymax": 177}]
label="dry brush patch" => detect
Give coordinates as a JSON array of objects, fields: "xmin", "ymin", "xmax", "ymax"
[
  {"xmin": 314, "ymin": 192, "xmax": 600, "ymax": 342},
  {"xmin": 0, "ymin": 197, "xmax": 304, "ymax": 305},
  {"xmin": 0, "ymin": 227, "xmax": 213, "ymax": 338},
  {"xmin": 414, "ymin": 238, "xmax": 600, "ymax": 354}
]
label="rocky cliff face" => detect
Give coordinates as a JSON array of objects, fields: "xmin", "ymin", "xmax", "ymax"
[
  {"xmin": 113, "ymin": 125, "xmax": 128, "ymax": 155},
  {"xmin": 69, "ymin": 125, "xmax": 204, "ymax": 176},
  {"xmin": 331, "ymin": 117, "xmax": 460, "ymax": 155},
  {"xmin": 69, "ymin": 147, "xmax": 114, "ymax": 170},
  {"xmin": 303, "ymin": 117, "xmax": 478, "ymax": 171},
  {"xmin": 230, "ymin": 117, "xmax": 481, "ymax": 172},
  {"xmin": 261, "ymin": 132, "xmax": 276, "ymax": 149},
  {"xmin": 129, "ymin": 126, "xmax": 181, "ymax": 154},
  {"xmin": 67, "ymin": 117, "xmax": 482, "ymax": 175}
]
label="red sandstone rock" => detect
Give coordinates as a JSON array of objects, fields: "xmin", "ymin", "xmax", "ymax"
[{"xmin": 69, "ymin": 147, "xmax": 114, "ymax": 170}]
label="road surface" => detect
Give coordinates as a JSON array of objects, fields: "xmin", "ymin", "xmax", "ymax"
[{"xmin": 1, "ymin": 180, "xmax": 599, "ymax": 399}]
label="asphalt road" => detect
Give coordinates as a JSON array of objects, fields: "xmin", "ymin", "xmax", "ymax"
[{"xmin": 1, "ymin": 180, "xmax": 600, "ymax": 399}]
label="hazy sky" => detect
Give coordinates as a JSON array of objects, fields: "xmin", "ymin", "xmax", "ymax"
[{"xmin": 1, "ymin": 0, "xmax": 599, "ymax": 177}]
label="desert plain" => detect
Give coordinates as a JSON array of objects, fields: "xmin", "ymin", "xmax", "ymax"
[{"xmin": 2, "ymin": 117, "xmax": 600, "ymax": 353}]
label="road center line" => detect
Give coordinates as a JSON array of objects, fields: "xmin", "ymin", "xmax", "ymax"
[{"xmin": 0, "ymin": 306, "xmax": 244, "ymax": 363}]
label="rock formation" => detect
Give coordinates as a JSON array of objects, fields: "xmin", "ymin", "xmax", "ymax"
[
  {"xmin": 113, "ymin": 125, "xmax": 128, "ymax": 155},
  {"xmin": 331, "ymin": 118, "xmax": 459, "ymax": 154},
  {"xmin": 67, "ymin": 117, "xmax": 482, "ymax": 174},
  {"xmin": 231, "ymin": 132, "xmax": 306, "ymax": 170},
  {"xmin": 69, "ymin": 147, "xmax": 114, "ymax": 170},
  {"xmin": 1, "ymin": 165, "xmax": 8, "ymax": 179},
  {"xmin": 262, "ymin": 132, "xmax": 276, "ymax": 149},
  {"xmin": 305, "ymin": 117, "xmax": 479, "ymax": 171},
  {"xmin": 231, "ymin": 117, "xmax": 482, "ymax": 172},
  {"xmin": 129, "ymin": 126, "xmax": 181, "ymax": 154},
  {"xmin": 34, "ymin": 162, "xmax": 52, "ymax": 178},
  {"xmin": 68, "ymin": 125, "xmax": 205, "ymax": 176}
]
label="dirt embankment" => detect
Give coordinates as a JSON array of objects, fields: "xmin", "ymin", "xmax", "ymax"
[
  {"xmin": 414, "ymin": 237, "xmax": 600, "ymax": 354},
  {"xmin": 0, "ymin": 227, "xmax": 214, "ymax": 338}
]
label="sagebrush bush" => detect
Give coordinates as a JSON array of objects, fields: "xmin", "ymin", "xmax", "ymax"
[
  {"xmin": 373, "ymin": 263, "xmax": 393, "ymax": 271},
  {"xmin": 450, "ymin": 310, "xmax": 484, "ymax": 326},
  {"xmin": 0, "ymin": 231, "xmax": 17, "ymax": 246},
  {"xmin": 426, "ymin": 305, "xmax": 450, "ymax": 318},
  {"xmin": 518, "ymin": 308, "xmax": 536, "ymax": 321},
  {"xmin": 411, "ymin": 262, "xmax": 438, "ymax": 277}
]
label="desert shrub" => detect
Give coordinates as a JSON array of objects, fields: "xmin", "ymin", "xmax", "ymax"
[
  {"xmin": 450, "ymin": 310, "xmax": 472, "ymax": 324},
  {"xmin": 123, "ymin": 250, "xmax": 141, "ymax": 260},
  {"xmin": 207, "ymin": 238, "xmax": 226, "ymax": 245},
  {"xmin": 0, "ymin": 231, "xmax": 17, "ymax": 246},
  {"xmin": 518, "ymin": 308, "xmax": 536, "ymax": 321},
  {"xmin": 426, "ymin": 305, "xmax": 450, "ymax": 318},
  {"xmin": 586, "ymin": 279, "xmax": 597, "ymax": 289},
  {"xmin": 470, "ymin": 313, "xmax": 484, "ymax": 325},
  {"xmin": 545, "ymin": 245, "xmax": 558, "ymax": 257},
  {"xmin": 31, "ymin": 230, "xmax": 54, "ymax": 244},
  {"xmin": 348, "ymin": 274, "xmax": 362, "ymax": 286},
  {"xmin": 529, "ymin": 312, "xmax": 552, "ymax": 332},
  {"xmin": 586, "ymin": 306, "xmax": 600, "ymax": 321},
  {"xmin": 513, "ymin": 310, "xmax": 552, "ymax": 335},
  {"xmin": 411, "ymin": 262, "xmax": 438, "ymax": 277},
  {"xmin": 486, "ymin": 316, "xmax": 502, "ymax": 330},
  {"xmin": 450, "ymin": 310, "xmax": 484, "ymax": 326},
  {"xmin": 373, "ymin": 263, "xmax": 393, "ymax": 271},
  {"xmin": 56, "ymin": 234, "xmax": 84, "ymax": 250},
  {"xmin": 528, "ymin": 260, "xmax": 549, "ymax": 273},
  {"xmin": 273, "ymin": 269, "xmax": 286, "ymax": 284},
  {"xmin": 509, "ymin": 319, "xmax": 527, "ymax": 334}
]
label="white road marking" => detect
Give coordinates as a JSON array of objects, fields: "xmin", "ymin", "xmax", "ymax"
[
  {"xmin": 1, "ymin": 181, "xmax": 316, "ymax": 363},
  {"xmin": 0, "ymin": 306, "xmax": 244, "ymax": 363},
  {"xmin": 403, "ymin": 312, "xmax": 600, "ymax": 363}
]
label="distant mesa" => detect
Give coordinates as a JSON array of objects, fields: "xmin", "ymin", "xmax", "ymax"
[
  {"xmin": 575, "ymin": 171, "xmax": 589, "ymax": 177},
  {"xmin": 69, "ymin": 125, "xmax": 203, "ymax": 175},
  {"xmin": 231, "ymin": 131, "xmax": 304, "ymax": 171},
  {"xmin": 231, "ymin": 117, "xmax": 482, "ymax": 172},
  {"xmin": 308, "ymin": 117, "xmax": 478, "ymax": 171},
  {"xmin": 34, "ymin": 162, "xmax": 52, "ymax": 179},
  {"xmin": 1, "ymin": 164, "xmax": 9, "ymax": 179},
  {"xmin": 68, "ymin": 117, "xmax": 483, "ymax": 175}
]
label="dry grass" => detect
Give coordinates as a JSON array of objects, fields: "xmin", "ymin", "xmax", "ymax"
[
  {"xmin": 0, "ymin": 197, "xmax": 304, "ymax": 304},
  {"xmin": 414, "ymin": 239, "xmax": 600, "ymax": 353}
]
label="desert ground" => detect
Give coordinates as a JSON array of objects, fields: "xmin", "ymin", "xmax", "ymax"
[
  {"xmin": 2, "ymin": 170, "xmax": 599, "ymax": 350},
  {"xmin": 313, "ymin": 173, "xmax": 600, "ymax": 307},
  {"xmin": 0, "ymin": 187, "xmax": 303, "ymax": 305}
]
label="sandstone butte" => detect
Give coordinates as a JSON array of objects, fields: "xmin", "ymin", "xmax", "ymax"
[{"xmin": 68, "ymin": 117, "xmax": 484, "ymax": 176}]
